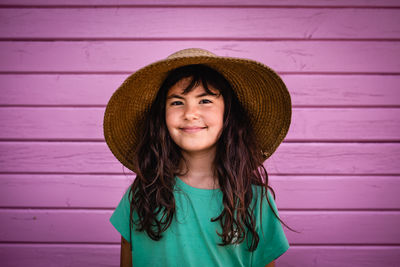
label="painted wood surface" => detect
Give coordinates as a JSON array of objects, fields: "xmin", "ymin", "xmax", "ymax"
[
  {"xmin": 1, "ymin": 8, "xmax": 399, "ymax": 39},
  {"xmin": 1, "ymin": 74, "xmax": 399, "ymax": 106},
  {"xmin": 1, "ymin": 0, "xmax": 400, "ymax": 7},
  {"xmin": 0, "ymin": 142, "xmax": 399, "ymax": 174},
  {"xmin": 1, "ymin": 107, "xmax": 399, "ymax": 141},
  {"xmin": 1, "ymin": 245, "xmax": 399, "ymax": 267},
  {"xmin": 1, "ymin": 244, "xmax": 119, "ymax": 267},
  {"xmin": 0, "ymin": 2, "xmax": 399, "ymax": 267},
  {"xmin": 1, "ymin": 175, "xmax": 399, "ymax": 210},
  {"xmin": 1, "ymin": 209, "xmax": 400, "ymax": 244},
  {"xmin": 1, "ymin": 41, "xmax": 400, "ymax": 73}
]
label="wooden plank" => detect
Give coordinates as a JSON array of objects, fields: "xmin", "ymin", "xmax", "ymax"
[
  {"xmin": 0, "ymin": 74, "xmax": 124, "ymax": 106},
  {"xmin": 271, "ymin": 176, "xmax": 400, "ymax": 210},
  {"xmin": 1, "ymin": 41, "xmax": 399, "ymax": 73},
  {"xmin": 1, "ymin": 210, "xmax": 399, "ymax": 244},
  {"xmin": 0, "ymin": 209, "xmax": 116, "ymax": 243},
  {"xmin": 0, "ymin": 142, "xmax": 399, "ymax": 174},
  {"xmin": 1, "ymin": 0, "xmax": 399, "ymax": 7},
  {"xmin": 281, "ymin": 211, "xmax": 400, "ymax": 244},
  {"xmin": 277, "ymin": 246, "xmax": 400, "ymax": 267},
  {"xmin": 0, "ymin": 175, "xmax": 135, "ymax": 208},
  {"xmin": 270, "ymin": 143, "xmax": 400, "ymax": 175},
  {"xmin": 1, "ymin": 8, "xmax": 399, "ymax": 39},
  {"xmin": 1, "ymin": 74, "xmax": 399, "ymax": 107},
  {"xmin": 282, "ymin": 74, "xmax": 400, "ymax": 107},
  {"xmin": 1, "ymin": 107, "xmax": 399, "ymax": 141},
  {"xmin": 0, "ymin": 174, "xmax": 134, "ymax": 208},
  {"xmin": 0, "ymin": 107, "xmax": 104, "ymax": 140},
  {"xmin": 290, "ymin": 108, "xmax": 400, "ymax": 141},
  {"xmin": 1, "ymin": 174, "xmax": 399, "ymax": 210},
  {"xmin": 0, "ymin": 244, "xmax": 399, "ymax": 267},
  {"xmin": 0, "ymin": 244, "xmax": 119, "ymax": 267}
]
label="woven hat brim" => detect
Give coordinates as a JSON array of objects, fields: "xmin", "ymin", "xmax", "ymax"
[{"xmin": 104, "ymin": 55, "xmax": 292, "ymax": 173}]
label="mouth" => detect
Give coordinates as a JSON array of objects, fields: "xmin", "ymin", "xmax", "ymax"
[{"xmin": 180, "ymin": 127, "xmax": 206, "ymax": 133}]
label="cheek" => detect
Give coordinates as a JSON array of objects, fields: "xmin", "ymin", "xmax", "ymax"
[
  {"xmin": 208, "ymin": 112, "xmax": 223, "ymax": 125},
  {"xmin": 210, "ymin": 103, "xmax": 225, "ymax": 126}
]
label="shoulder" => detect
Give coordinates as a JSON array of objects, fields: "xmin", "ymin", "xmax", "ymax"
[
  {"xmin": 250, "ymin": 184, "xmax": 280, "ymax": 222},
  {"xmin": 250, "ymin": 184, "xmax": 275, "ymax": 206}
]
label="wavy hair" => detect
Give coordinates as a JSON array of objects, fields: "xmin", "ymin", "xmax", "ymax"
[{"xmin": 127, "ymin": 64, "xmax": 294, "ymax": 252}]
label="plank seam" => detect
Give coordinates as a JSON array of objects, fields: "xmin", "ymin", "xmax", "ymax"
[
  {"xmin": 0, "ymin": 173, "xmax": 398, "ymax": 177},
  {"xmin": 1, "ymin": 72, "xmax": 400, "ymax": 76},
  {"xmin": 0, "ymin": 241, "xmax": 400, "ymax": 246},
  {"xmin": 2, "ymin": 208, "xmax": 400, "ymax": 212},
  {"xmin": 0, "ymin": 173, "xmax": 398, "ymax": 176},
  {"xmin": 0, "ymin": 5, "xmax": 399, "ymax": 9},
  {"xmin": 2, "ymin": 105, "xmax": 400, "ymax": 108},
  {"xmin": 1, "ymin": 71, "xmax": 400, "ymax": 75},
  {"xmin": 1, "ymin": 207, "xmax": 400, "ymax": 212},
  {"xmin": 1, "ymin": 38, "xmax": 400, "ymax": 41},
  {"xmin": 1, "ymin": 139, "xmax": 400, "ymax": 143}
]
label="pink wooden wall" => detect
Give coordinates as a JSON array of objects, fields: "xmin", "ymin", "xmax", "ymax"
[{"xmin": 1, "ymin": 0, "xmax": 399, "ymax": 266}]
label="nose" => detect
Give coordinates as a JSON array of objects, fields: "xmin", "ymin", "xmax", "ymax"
[{"xmin": 183, "ymin": 103, "xmax": 199, "ymax": 120}]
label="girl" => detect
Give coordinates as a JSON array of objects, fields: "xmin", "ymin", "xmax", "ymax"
[{"xmin": 104, "ymin": 48, "xmax": 293, "ymax": 267}]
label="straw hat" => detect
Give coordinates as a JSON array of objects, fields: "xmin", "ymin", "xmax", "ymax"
[{"xmin": 103, "ymin": 48, "xmax": 292, "ymax": 173}]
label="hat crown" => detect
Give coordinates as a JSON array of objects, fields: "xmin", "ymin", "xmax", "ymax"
[{"xmin": 167, "ymin": 48, "xmax": 217, "ymax": 59}]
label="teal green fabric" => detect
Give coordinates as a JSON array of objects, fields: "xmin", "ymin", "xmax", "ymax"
[{"xmin": 110, "ymin": 176, "xmax": 289, "ymax": 266}]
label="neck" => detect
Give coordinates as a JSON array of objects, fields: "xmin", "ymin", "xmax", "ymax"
[{"xmin": 178, "ymin": 148, "xmax": 219, "ymax": 189}]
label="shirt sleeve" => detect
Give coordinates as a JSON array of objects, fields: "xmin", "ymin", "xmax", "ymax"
[
  {"xmin": 252, "ymin": 187, "xmax": 290, "ymax": 267},
  {"xmin": 109, "ymin": 185, "xmax": 132, "ymax": 243}
]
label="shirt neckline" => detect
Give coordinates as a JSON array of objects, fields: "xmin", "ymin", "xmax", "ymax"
[{"xmin": 175, "ymin": 176, "xmax": 222, "ymax": 197}]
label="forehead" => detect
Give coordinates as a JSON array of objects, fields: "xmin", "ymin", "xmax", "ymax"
[{"xmin": 167, "ymin": 77, "xmax": 219, "ymax": 96}]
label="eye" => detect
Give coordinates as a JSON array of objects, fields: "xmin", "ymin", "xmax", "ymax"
[
  {"xmin": 170, "ymin": 101, "xmax": 183, "ymax": 106},
  {"xmin": 200, "ymin": 99, "xmax": 212, "ymax": 104}
]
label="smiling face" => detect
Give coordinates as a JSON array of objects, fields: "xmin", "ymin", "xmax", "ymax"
[{"xmin": 165, "ymin": 77, "xmax": 225, "ymax": 156}]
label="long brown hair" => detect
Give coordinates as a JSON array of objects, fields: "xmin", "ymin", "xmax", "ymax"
[{"xmin": 127, "ymin": 64, "xmax": 294, "ymax": 252}]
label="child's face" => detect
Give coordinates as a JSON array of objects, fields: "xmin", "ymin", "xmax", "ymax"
[{"xmin": 165, "ymin": 77, "xmax": 225, "ymax": 156}]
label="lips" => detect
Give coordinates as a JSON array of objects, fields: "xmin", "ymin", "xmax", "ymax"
[{"xmin": 180, "ymin": 126, "xmax": 206, "ymax": 133}]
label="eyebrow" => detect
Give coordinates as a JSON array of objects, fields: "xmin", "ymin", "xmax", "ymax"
[{"xmin": 166, "ymin": 92, "xmax": 217, "ymax": 100}]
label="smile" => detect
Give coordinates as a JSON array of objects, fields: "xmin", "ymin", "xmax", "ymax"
[{"xmin": 180, "ymin": 127, "xmax": 206, "ymax": 133}]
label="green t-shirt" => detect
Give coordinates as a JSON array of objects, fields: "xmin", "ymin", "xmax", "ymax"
[{"xmin": 110, "ymin": 176, "xmax": 289, "ymax": 267}]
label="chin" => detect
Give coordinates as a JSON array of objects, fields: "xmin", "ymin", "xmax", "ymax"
[{"xmin": 180, "ymin": 144, "xmax": 216, "ymax": 154}]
